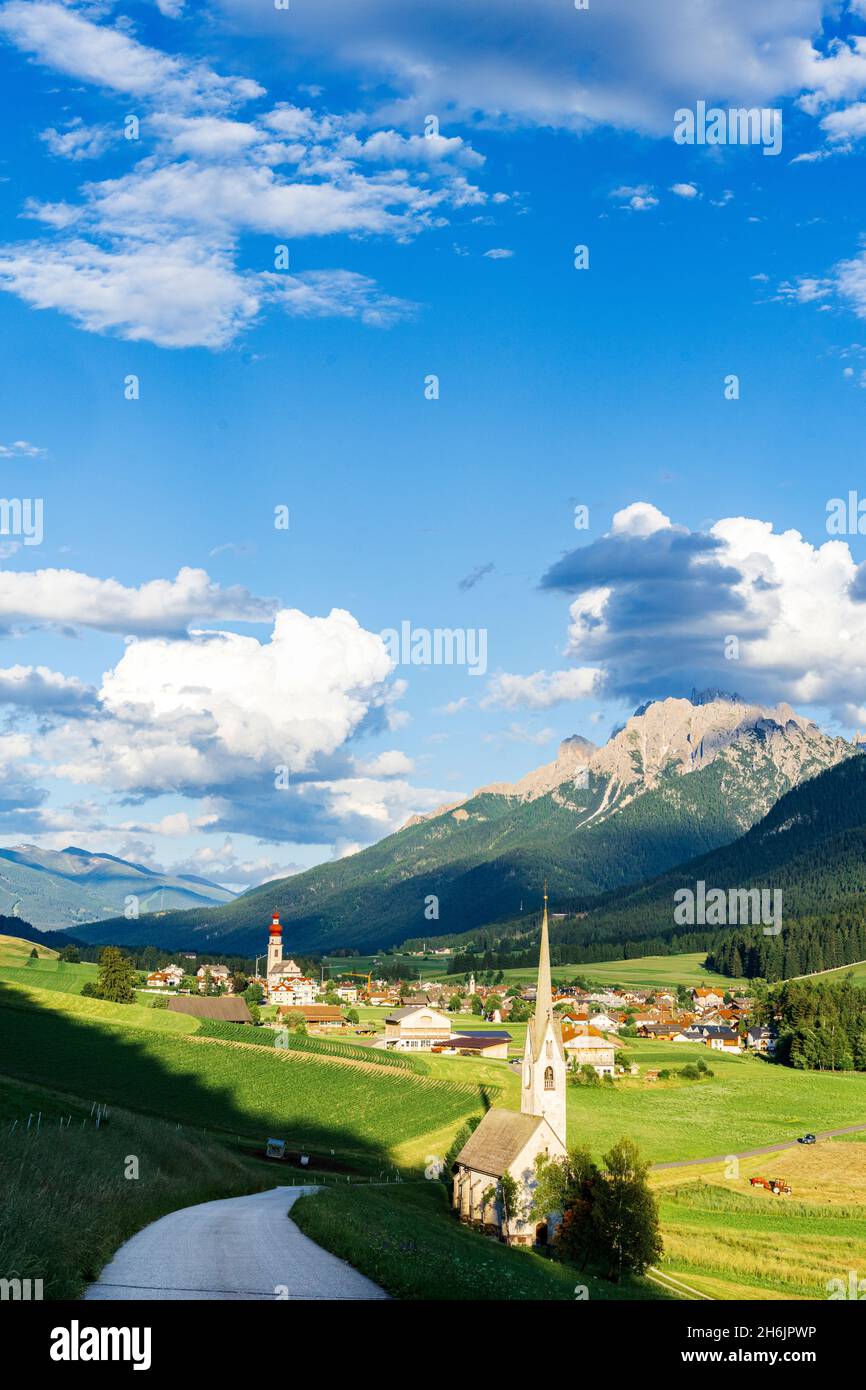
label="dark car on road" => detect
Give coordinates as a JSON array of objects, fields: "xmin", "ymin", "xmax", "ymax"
[{"xmin": 798, "ymin": 1133, "xmax": 817, "ymax": 1144}]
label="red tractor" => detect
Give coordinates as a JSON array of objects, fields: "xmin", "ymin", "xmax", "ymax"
[{"xmin": 750, "ymin": 1175, "xmax": 792, "ymax": 1196}]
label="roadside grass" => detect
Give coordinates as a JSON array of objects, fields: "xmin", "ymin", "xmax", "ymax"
[
  {"xmin": 0, "ymin": 1076, "xmax": 271, "ymax": 1299},
  {"xmin": 292, "ymin": 1179, "xmax": 674, "ymax": 1302}
]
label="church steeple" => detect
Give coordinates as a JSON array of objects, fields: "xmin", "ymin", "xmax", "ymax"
[
  {"xmin": 530, "ymin": 883, "xmax": 554, "ymax": 1061},
  {"xmin": 520, "ymin": 886, "xmax": 566, "ymax": 1146}
]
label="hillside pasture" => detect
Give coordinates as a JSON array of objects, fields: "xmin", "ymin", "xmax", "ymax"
[{"xmin": 0, "ymin": 980, "xmax": 494, "ymax": 1171}]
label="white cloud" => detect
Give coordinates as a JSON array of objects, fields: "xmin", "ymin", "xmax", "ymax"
[
  {"xmin": 0, "ymin": 565, "xmax": 273, "ymax": 634},
  {"xmin": 611, "ymin": 184, "xmax": 658, "ymax": 212},
  {"xmin": 610, "ymin": 501, "xmax": 672, "ymax": 537},
  {"xmin": 0, "ymin": 237, "xmax": 263, "ymax": 349},
  {"xmin": 0, "ymin": 1, "xmax": 263, "ymax": 110},
  {"xmin": 670, "ymin": 182, "xmax": 699, "ymax": 198},
  {"xmin": 483, "ymin": 247, "xmax": 514, "ymax": 259},
  {"xmin": 95, "ymin": 608, "xmax": 393, "ymax": 778},
  {"xmin": 41, "ymin": 119, "xmax": 114, "ymax": 161},
  {"xmin": 0, "ymin": 440, "xmax": 45, "ymax": 457},
  {"xmin": 353, "ymin": 749, "xmax": 415, "ymax": 776},
  {"xmin": 0, "ymin": 665, "xmax": 96, "ymax": 713},
  {"xmin": 544, "ymin": 503, "xmax": 866, "ymax": 718},
  {"xmin": 482, "ymin": 667, "xmax": 600, "ymax": 711},
  {"xmin": 270, "ymin": 269, "xmax": 415, "ymax": 326},
  {"xmin": 219, "ymin": 0, "xmax": 852, "ymax": 137},
  {"xmin": 340, "ymin": 129, "xmax": 484, "ymax": 167}
]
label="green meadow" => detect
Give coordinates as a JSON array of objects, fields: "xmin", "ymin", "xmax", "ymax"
[
  {"xmin": 480, "ymin": 951, "xmax": 732, "ymax": 990},
  {"xmin": 0, "ymin": 978, "xmax": 494, "ymax": 1171}
]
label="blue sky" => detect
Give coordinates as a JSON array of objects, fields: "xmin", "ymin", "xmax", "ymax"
[{"xmin": 2, "ymin": 0, "xmax": 866, "ymax": 889}]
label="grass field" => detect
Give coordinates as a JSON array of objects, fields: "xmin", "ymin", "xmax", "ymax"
[
  {"xmin": 292, "ymin": 1178, "xmax": 673, "ymax": 1301},
  {"xmin": 0, "ymin": 933, "xmax": 58, "ymax": 959},
  {"xmin": 466, "ymin": 952, "xmax": 734, "ymax": 990},
  {"xmin": 0, "ymin": 978, "xmax": 496, "ymax": 1172},
  {"xmin": 323, "ymin": 952, "xmax": 453, "ymax": 979},
  {"xmin": 559, "ymin": 1038, "xmax": 866, "ymax": 1162},
  {"xmin": 650, "ymin": 1139, "xmax": 866, "ymax": 1299}
]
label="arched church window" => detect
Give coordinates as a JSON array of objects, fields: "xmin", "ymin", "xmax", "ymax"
[{"xmin": 544, "ymin": 1065, "xmax": 554, "ymax": 1090}]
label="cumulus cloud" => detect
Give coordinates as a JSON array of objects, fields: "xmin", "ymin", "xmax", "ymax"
[
  {"xmin": 2, "ymin": 604, "xmax": 444, "ymax": 847},
  {"xmin": 0, "ymin": 566, "xmax": 274, "ymax": 635},
  {"xmin": 220, "ymin": 0, "xmax": 863, "ymax": 139},
  {"xmin": 0, "ymin": 238, "xmax": 263, "ymax": 349},
  {"xmin": 540, "ymin": 503, "xmax": 866, "ymax": 717},
  {"xmin": 670, "ymin": 182, "xmax": 699, "ymax": 198},
  {"xmin": 0, "ymin": 665, "xmax": 97, "ymax": 714}
]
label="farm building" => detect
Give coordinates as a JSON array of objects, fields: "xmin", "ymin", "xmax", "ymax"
[
  {"xmin": 278, "ymin": 1005, "xmax": 348, "ymax": 1029},
  {"xmin": 433, "ymin": 1032, "xmax": 511, "ymax": 1060},
  {"xmin": 384, "ymin": 1005, "xmax": 452, "ymax": 1050},
  {"xmin": 168, "ymin": 996, "xmax": 253, "ymax": 1023}
]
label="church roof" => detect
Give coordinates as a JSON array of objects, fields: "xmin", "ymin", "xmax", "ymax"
[{"xmin": 454, "ymin": 1109, "xmax": 546, "ymax": 1179}]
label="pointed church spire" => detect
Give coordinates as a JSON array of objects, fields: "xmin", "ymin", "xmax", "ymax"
[{"xmin": 532, "ymin": 883, "xmax": 554, "ymax": 1059}]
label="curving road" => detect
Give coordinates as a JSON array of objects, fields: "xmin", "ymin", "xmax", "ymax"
[
  {"xmin": 83, "ymin": 1186, "xmax": 388, "ymax": 1301},
  {"xmin": 651, "ymin": 1120, "xmax": 866, "ymax": 1170}
]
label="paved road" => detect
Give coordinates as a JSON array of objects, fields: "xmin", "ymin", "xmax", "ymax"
[
  {"xmin": 652, "ymin": 1121, "xmax": 866, "ymax": 1170},
  {"xmin": 84, "ymin": 1186, "xmax": 388, "ymax": 1301}
]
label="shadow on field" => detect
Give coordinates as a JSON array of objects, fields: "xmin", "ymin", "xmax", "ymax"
[{"xmin": 0, "ymin": 981, "xmax": 396, "ymax": 1174}]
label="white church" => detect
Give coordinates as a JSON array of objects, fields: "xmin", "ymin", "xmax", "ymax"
[{"xmin": 452, "ymin": 890, "xmax": 567, "ymax": 1245}]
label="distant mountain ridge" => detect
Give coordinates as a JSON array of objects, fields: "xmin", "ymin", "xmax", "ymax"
[
  {"xmin": 67, "ymin": 693, "xmax": 853, "ymax": 956},
  {"xmin": 581, "ymin": 751, "xmax": 866, "ymax": 947},
  {"xmin": 0, "ymin": 844, "xmax": 235, "ymax": 930}
]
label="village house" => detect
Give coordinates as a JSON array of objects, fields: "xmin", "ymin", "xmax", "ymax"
[
  {"xmin": 145, "ymin": 964, "xmax": 184, "ymax": 990},
  {"xmin": 334, "ymin": 984, "xmax": 359, "ymax": 1005},
  {"xmin": 270, "ymin": 976, "xmax": 317, "ymax": 1008},
  {"xmin": 692, "ymin": 987, "xmax": 725, "ymax": 1012},
  {"xmin": 705, "ymin": 1025, "xmax": 742, "ymax": 1053},
  {"xmin": 638, "ymin": 1021, "xmax": 689, "ymax": 1042},
  {"xmin": 452, "ymin": 892, "xmax": 567, "ymax": 1246},
  {"xmin": 564, "ymin": 1027, "xmax": 616, "ymax": 1077},
  {"xmin": 196, "ymin": 964, "xmax": 233, "ymax": 993},
  {"xmin": 384, "ymin": 1004, "xmax": 452, "ymax": 1050},
  {"xmin": 746, "ymin": 1025, "xmax": 773, "ymax": 1052},
  {"xmin": 589, "ymin": 1011, "xmax": 620, "ymax": 1034}
]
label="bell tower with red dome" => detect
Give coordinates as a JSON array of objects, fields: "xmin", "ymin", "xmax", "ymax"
[{"xmin": 267, "ymin": 910, "xmax": 283, "ymax": 977}]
